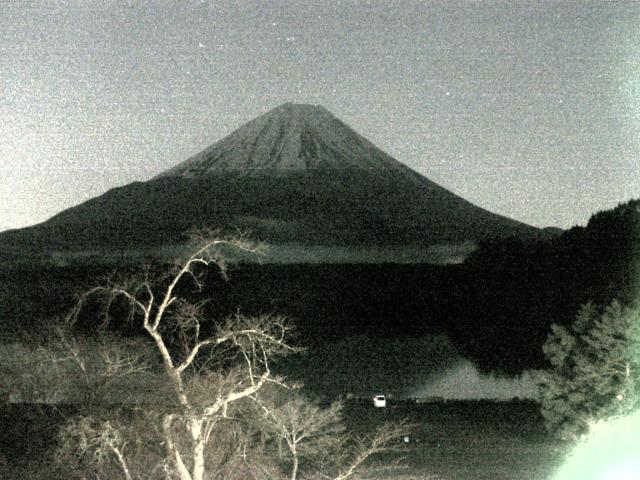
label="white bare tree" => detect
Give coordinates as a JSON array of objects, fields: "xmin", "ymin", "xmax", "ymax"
[
  {"xmin": 63, "ymin": 230, "xmax": 297, "ymax": 480},
  {"xmin": 254, "ymin": 388, "xmax": 412, "ymax": 480},
  {"xmin": 57, "ymin": 416, "xmax": 135, "ymax": 480},
  {"xmin": 0, "ymin": 326, "xmax": 152, "ymax": 404},
  {"xmin": 325, "ymin": 421, "xmax": 411, "ymax": 480},
  {"xmin": 256, "ymin": 392, "xmax": 344, "ymax": 480}
]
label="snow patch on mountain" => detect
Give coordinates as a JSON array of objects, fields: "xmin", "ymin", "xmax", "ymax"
[{"xmin": 157, "ymin": 102, "xmax": 406, "ymax": 177}]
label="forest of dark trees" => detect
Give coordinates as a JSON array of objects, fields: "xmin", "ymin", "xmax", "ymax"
[{"xmin": 453, "ymin": 199, "xmax": 639, "ymax": 372}]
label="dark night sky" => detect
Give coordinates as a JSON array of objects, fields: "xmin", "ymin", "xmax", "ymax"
[{"xmin": 2, "ymin": 1, "xmax": 639, "ymax": 232}]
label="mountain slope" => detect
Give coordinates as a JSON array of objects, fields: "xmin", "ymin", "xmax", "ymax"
[
  {"xmin": 0, "ymin": 103, "xmax": 551, "ymax": 260},
  {"xmin": 156, "ymin": 102, "xmax": 407, "ymax": 176}
]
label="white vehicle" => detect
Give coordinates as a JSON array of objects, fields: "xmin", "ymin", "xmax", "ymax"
[{"xmin": 373, "ymin": 395, "xmax": 386, "ymax": 408}]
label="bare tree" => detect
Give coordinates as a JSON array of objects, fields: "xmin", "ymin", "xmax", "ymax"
[
  {"xmin": 57, "ymin": 415, "xmax": 135, "ymax": 480},
  {"xmin": 64, "ymin": 231, "xmax": 297, "ymax": 480},
  {"xmin": 255, "ymin": 391, "xmax": 344, "ymax": 480},
  {"xmin": 254, "ymin": 387, "xmax": 412, "ymax": 480},
  {"xmin": 325, "ymin": 421, "xmax": 411, "ymax": 480},
  {"xmin": 54, "ymin": 231, "xmax": 414, "ymax": 480},
  {"xmin": 1, "ymin": 326, "xmax": 152, "ymax": 404}
]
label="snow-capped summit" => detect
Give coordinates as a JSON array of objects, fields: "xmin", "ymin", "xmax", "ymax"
[{"xmin": 157, "ymin": 102, "xmax": 403, "ymax": 177}]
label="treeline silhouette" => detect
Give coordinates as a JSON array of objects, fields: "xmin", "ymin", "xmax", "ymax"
[{"xmin": 455, "ymin": 199, "xmax": 639, "ymax": 373}]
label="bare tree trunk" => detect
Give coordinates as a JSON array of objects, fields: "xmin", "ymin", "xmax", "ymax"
[
  {"xmin": 290, "ymin": 449, "xmax": 299, "ymax": 480},
  {"xmin": 112, "ymin": 446, "xmax": 133, "ymax": 480},
  {"xmin": 191, "ymin": 418, "xmax": 206, "ymax": 480},
  {"xmin": 277, "ymin": 437, "xmax": 284, "ymax": 458},
  {"xmin": 163, "ymin": 414, "xmax": 193, "ymax": 480}
]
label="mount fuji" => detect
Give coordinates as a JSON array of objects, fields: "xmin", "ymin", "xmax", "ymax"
[{"xmin": 0, "ymin": 103, "xmax": 551, "ymax": 263}]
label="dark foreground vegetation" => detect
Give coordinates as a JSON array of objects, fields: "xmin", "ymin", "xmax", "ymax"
[
  {"xmin": 0, "ymin": 200, "xmax": 637, "ymax": 479},
  {"xmin": 459, "ymin": 199, "xmax": 639, "ymax": 373},
  {"xmin": 1, "ymin": 234, "xmax": 416, "ymax": 480},
  {"xmin": 0, "ymin": 400, "xmax": 565, "ymax": 480}
]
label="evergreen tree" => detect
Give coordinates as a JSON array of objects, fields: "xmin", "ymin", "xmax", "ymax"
[{"xmin": 536, "ymin": 300, "xmax": 640, "ymax": 440}]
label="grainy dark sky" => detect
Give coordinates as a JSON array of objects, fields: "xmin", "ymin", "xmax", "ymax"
[{"xmin": 2, "ymin": 0, "xmax": 639, "ymax": 232}]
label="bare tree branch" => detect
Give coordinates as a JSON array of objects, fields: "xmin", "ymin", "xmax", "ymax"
[{"xmin": 59, "ymin": 232, "xmax": 294, "ymax": 480}]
